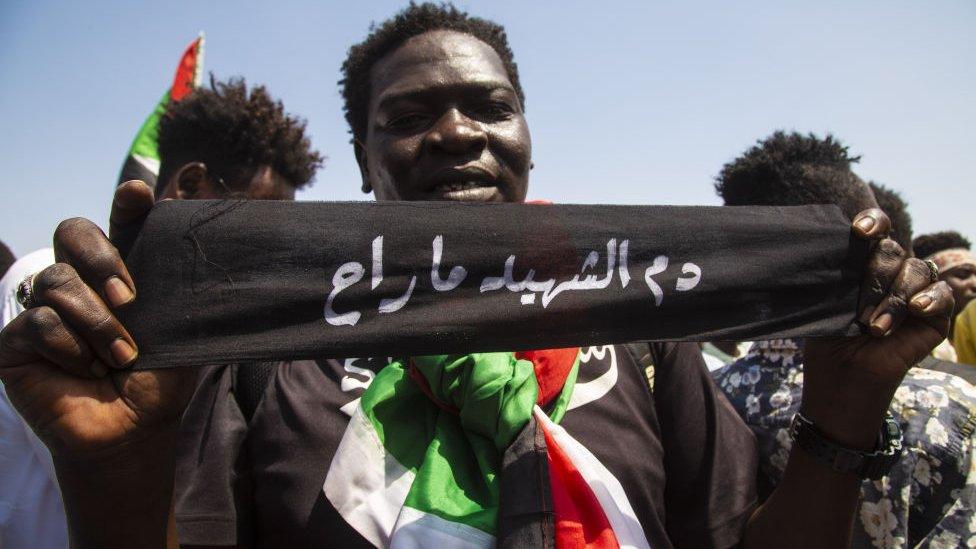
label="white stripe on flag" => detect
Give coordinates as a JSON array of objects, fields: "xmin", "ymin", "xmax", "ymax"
[
  {"xmin": 390, "ymin": 507, "xmax": 494, "ymax": 549},
  {"xmin": 324, "ymin": 405, "xmax": 416, "ymax": 547},
  {"xmin": 132, "ymin": 154, "xmax": 161, "ymax": 176},
  {"xmin": 534, "ymin": 406, "xmax": 652, "ymax": 549}
]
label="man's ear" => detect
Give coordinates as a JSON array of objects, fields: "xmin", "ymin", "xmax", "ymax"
[
  {"xmin": 173, "ymin": 162, "xmax": 216, "ymax": 199},
  {"xmin": 354, "ymin": 139, "xmax": 372, "ymax": 194}
]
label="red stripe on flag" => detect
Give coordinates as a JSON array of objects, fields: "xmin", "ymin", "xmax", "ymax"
[
  {"xmin": 540, "ymin": 419, "xmax": 620, "ymax": 549},
  {"xmin": 516, "ymin": 348, "xmax": 579, "ymax": 406},
  {"xmin": 170, "ymin": 37, "xmax": 201, "ymax": 101}
]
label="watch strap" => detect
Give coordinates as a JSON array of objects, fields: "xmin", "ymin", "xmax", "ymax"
[{"xmin": 789, "ymin": 412, "xmax": 903, "ymax": 480}]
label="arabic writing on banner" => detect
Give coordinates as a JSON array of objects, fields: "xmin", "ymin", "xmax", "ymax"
[{"xmin": 324, "ymin": 236, "xmax": 702, "ymax": 326}]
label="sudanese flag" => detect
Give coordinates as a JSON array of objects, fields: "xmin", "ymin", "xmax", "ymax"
[
  {"xmin": 324, "ymin": 349, "xmax": 651, "ymax": 548},
  {"xmin": 117, "ymin": 33, "xmax": 205, "ymax": 189}
]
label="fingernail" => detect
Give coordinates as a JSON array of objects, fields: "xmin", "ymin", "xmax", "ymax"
[
  {"xmin": 871, "ymin": 312, "xmax": 893, "ymax": 336},
  {"xmin": 912, "ymin": 295, "xmax": 933, "ymax": 310},
  {"xmin": 109, "ymin": 338, "xmax": 137, "ymax": 367},
  {"xmin": 104, "ymin": 277, "xmax": 134, "ymax": 307},
  {"xmin": 855, "ymin": 216, "xmax": 877, "ymax": 233},
  {"xmin": 858, "ymin": 304, "xmax": 877, "ymax": 326},
  {"xmin": 91, "ymin": 360, "xmax": 109, "ymax": 378}
]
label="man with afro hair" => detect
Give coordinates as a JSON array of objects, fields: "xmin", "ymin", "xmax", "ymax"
[
  {"xmin": 1, "ymin": 6, "xmax": 955, "ymax": 549},
  {"xmin": 913, "ymin": 231, "xmax": 972, "ymax": 263},
  {"xmin": 155, "ymin": 76, "xmax": 323, "ymax": 200},
  {"xmin": 0, "ymin": 76, "xmax": 322, "ymax": 549},
  {"xmin": 868, "ymin": 181, "xmax": 914, "ymax": 255},
  {"xmin": 714, "ymin": 131, "xmax": 976, "ymax": 547},
  {"xmin": 716, "ymin": 131, "xmax": 876, "ymax": 219}
]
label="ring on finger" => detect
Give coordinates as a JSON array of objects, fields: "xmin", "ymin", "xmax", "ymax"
[
  {"xmin": 923, "ymin": 259, "xmax": 940, "ymax": 283},
  {"xmin": 15, "ymin": 273, "xmax": 38, "ymax": 309}
]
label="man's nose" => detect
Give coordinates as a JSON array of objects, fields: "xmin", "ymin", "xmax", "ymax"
[{"xmin": 425, "ymin": 109, "xmax": 488, "ymax": 155}]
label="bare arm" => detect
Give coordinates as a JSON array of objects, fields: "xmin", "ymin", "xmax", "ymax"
[
  {"xmin": 0, "ymin": 182, "xmax": 197, "ymax": 549},
  {"xmin": 744, "ymin": 209, "xmax": 954, "ymax": 547}
]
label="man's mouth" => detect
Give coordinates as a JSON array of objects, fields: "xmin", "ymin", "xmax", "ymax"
[
  {"xmin": 423, "ymin": 167, "xmax": 502, "ymax": 202},
  {"xmin": 428, "ymin": 181, "xmax": 501, "ymax": 201}
]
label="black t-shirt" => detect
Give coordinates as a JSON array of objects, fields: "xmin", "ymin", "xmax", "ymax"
[{"xmin": 174, "ymin": 342, "xmax": 758, "ymax": 548}]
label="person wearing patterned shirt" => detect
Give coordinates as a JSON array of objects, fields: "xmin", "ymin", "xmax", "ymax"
[{"xmin": 713, "ymin": 131, "xmax": 976, "ymax": 547}]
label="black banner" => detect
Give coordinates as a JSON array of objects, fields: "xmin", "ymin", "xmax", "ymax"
[{"xmin": 120, "ymin": 200, "xmax": 867, "ymax": 369}]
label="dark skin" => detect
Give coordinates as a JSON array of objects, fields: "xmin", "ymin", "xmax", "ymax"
[
  {"xmin": 0, "ymin": 31, "xmax": 954, "ymax": 549},
  {"xmin": 356, "ymin": 31, "xmax": 530, "ymax": 203},
  {"xmin": 943, "ymin": 263, "xmax": 976, "ymax": 322},
  {"xmin": 0, "ymin": 163, "xmax": 291, "ymax": 549}
]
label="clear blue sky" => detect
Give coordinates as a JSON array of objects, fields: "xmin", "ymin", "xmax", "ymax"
[{"xmin": 1, "ymin": 0, "xmax": 972, "ymax": 256}]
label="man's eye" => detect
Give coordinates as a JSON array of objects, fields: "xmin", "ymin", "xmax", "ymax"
[
  {"xmin": 470, "ymin": 102, "xmax": 514, "ymax": 121},
  {"xmin": 948, "ymin": 268, "xmax": 975, "ymax": 280},
  {"xmin": 386, "ymin": 113, "xmax": 430, "ymax": 130}
]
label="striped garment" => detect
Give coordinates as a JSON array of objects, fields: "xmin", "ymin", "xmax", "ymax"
[{"xmin": 324, "ymin": 349, "xmax": 650, "ymax": 548}]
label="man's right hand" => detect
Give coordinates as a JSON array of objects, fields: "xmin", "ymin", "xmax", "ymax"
[{"xmin": 0, "ymin": 180, "xmax": 197, "ymax": 463}]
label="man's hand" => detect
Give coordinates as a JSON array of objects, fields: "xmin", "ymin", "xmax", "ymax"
[
  {"xmin": 0, "ymin": 181, "xmax": 194, "ymax": 548},
  {"xmin": 804, "ymin": 208, "xmax": 954, "ymax": 448},
  {"xmin": 746, "ymin": 208, "xmax": 954, "ymax": 549},
  {"xmin": 0, "ymin": 180, "xmax": 196, "ymax": 462}
]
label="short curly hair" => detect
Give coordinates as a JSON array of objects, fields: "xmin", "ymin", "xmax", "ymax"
[
  {"xmin": 157, "ymin": 76, "xmax": 323, "ymax": 193},
  {"xmin": 913, "ymin": 231, "xmax": 972, "ymax": 260},
  {"xmin": 340, "ymin": 2, "xmax": 525, "ymax": 141},
  {"xmin": 868, "ymin": 181, "xmax": 913, "ymax": 253},
  {"xmin": 715, "ymin": 131, "xmax": 872, "ymax": 220}
]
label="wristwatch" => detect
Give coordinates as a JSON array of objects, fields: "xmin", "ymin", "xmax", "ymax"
[{"xmin": 789, "ymin": 412, "xmax": 903, "ymax": 480}]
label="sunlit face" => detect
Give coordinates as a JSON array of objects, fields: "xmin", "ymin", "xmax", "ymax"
[
  {"xmin": 942, "ymin": 263, "xmax": 976, "ymax": 313},
  {"xmin": 357, "ymin": 30, "xmax": 531, "ymax": 203}
]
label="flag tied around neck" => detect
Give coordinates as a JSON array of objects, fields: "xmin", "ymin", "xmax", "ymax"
[
  {"xmin": 118, "ymin": 200, "xmax": 867, "ymax": 370},
  {"xmin": 323, "ymin": 348, "xmax": 653, "ymax": 548}
]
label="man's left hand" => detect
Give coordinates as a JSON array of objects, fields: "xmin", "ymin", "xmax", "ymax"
[{"xmin": 802, "ymin": 208, "xmax": 954, "ymax": 449}]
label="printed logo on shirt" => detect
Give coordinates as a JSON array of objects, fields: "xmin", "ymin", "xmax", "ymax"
[{"xmin": 568, "ymin": 346, "xmax": 619, "ymax": 410}]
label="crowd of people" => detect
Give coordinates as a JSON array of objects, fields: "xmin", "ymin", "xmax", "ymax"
[{"xmin": 1, "ymin": 3, "xmax": 974, "ymax": 548}]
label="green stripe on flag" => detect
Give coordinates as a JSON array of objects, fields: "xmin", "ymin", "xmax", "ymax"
[
  {"xmin": 127, "ymin": 91, "xmax": 169, "ymax": 163},
  {"xmin": 357, "ymin": 352, "xmax": 578, "ymax": 535}
]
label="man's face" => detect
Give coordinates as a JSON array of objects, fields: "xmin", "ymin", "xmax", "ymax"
[
  {"xmin": 942, "ymin": 264, "xmax": 976, "ymax": 314},
  {"xmin": 157, "ymin": 163, "xmax": 295, "ymax": 201},
  {"xmin": 358, "ymin": 30, "xmax": 531, "ymax": 203}
]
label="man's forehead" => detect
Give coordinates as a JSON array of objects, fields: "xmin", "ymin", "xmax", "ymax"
[{"xmin": 369, "ymin": 30, "xmax": 513, "ymax": 105}]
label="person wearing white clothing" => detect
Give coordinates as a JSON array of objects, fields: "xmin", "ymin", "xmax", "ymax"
[{"xmin": 0, "ymin": 247, "xmax": 65, "ymax": 549}]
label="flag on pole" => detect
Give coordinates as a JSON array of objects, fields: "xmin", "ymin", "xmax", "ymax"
[{"xmin": 117, "ymin": 33, "xmax": 205, "ymax": 189}]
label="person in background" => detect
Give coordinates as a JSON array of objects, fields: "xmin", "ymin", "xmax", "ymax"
[
  {"xmin": 955, "ymin": 299, "xmax": 976, "ymax": 366},
  {"xmin": 0, "ymin": 77, "xmax": 321, "ymax": 549},
  {"xmin": 153, "ymin": 76, "xmax": 321, "ymax": 202},
  {"xmin": 713, "ymin": 130, "xmax": 976, "ymax": 548},
  {"xmin": 698, "ymin": 179, "xmax": 915, "ymax": 373},
  {"xmin": 0, "ymin": 246, "xmax": 64, "ymax": 549},
  {"xmin": 913, "ymin": 231, "xmax": 976, "ymax": 362},
  {"xmin": 0, "ymin": 242, "xmax": 13, "ymax": 277},
  {"xmin": 0, "ymin": 244, "xmax": 68, "ymax": 549},
  {"xmin": 864, "ymin": 189, "xmax": 976, "ymax": 381},
  {"xmin": 868, "ymin": 181, "xmax": 913, "ymax": 255}
]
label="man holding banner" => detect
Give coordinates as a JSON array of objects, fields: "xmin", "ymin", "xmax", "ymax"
[{"xmin": 0, "ymin": 4, "xmax": 955, "ymax": 548}]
